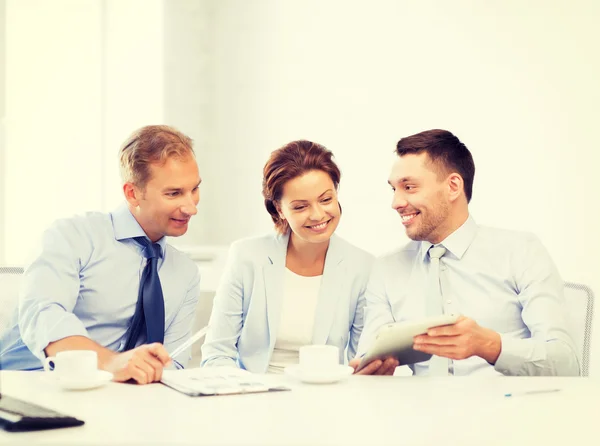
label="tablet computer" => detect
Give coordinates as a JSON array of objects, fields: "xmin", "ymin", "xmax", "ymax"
[{"xmin": 356, "ymin": 314, "xmax": 459, "ymax": 372}]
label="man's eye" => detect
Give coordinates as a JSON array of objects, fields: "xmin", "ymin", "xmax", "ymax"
[
  {"xmin": 167, "ymin": 192, "xmax": 180, "ymax": 197},
  {"xmin": 404, "ymin": 185, "xmax": 414, "ymax": 191}
]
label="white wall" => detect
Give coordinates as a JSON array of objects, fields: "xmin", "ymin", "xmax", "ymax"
[
  {"xmin": 0, "ymin": 0, "xmax": 5, "ymax": 265},
  {"xmin": 4, "ymin": 0, "xmax": 103, "ymax": 264},
  {"xmin": 102, "ymin": 0, "xmax": 165, "ymax": 211},
  {"xmin": 2, "ymin": 0, "xmax": 167, "ymax": 265}
]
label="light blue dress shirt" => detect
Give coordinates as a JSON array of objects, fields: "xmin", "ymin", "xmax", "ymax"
[
  {"xmin": 0, "ymin": 204, "xmax": 200, "ymax": 370},
  {"xmin": 356, "ymin": 215, "xmax": 580, "ymax": 376}
]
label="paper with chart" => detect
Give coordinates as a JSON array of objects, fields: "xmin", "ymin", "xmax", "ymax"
[{"xmin": 161, "ymin": 366, "xmax": 290, "ymax": 396}]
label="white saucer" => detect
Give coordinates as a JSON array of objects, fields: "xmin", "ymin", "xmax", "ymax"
[
  {"xmin": 284, "ymin": 365, "xmax": 354, "ymax": 384},
  {"xmin": 44, "ymin": 370, "xmax": 114, "ymax": 390}
]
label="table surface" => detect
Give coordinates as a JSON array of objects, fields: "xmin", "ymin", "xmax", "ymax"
[{"xmin": 0, "ymin": 371, "xmax": 597, "ymax": 446}]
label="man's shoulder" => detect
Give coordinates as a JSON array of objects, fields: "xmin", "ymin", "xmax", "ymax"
[
  {"xmin": 164, "ymin": 244, "xmax": 200, "ymax": 276},
  {"xmin": 475, "ymin": 225, "xmax": 542, "ymax": 248},
  {"xmin": 48, "ymin": 211, "xmax": 113, "ymax": 239},
  {"xmin": 376, "ymin": 240, "xmax": 421, "ymax": 263}
]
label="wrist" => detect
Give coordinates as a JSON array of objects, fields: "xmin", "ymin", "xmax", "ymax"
[
  {"xmin": 479, "ymin": 329, "xmax": 502, "ymax": 365},
  {"xmin": 97, "ymin": 349, "xmax": 119, "ymax": 371}
]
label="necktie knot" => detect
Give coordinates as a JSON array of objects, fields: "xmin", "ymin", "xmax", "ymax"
[
  {"xmin": 428, "ymin": 245, "xmax": 447, "ymax": 261},
  {"xmin": 134, "ymin": 237, "xmax": 162, "ymax": 259}
]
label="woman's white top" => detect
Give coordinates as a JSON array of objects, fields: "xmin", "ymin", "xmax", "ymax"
[{"xmin": 267, "ymin": 268, "xmax": 322, "ymax": 374}]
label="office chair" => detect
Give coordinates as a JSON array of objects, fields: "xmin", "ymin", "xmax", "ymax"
[{"xmin": 563, "ymin": 282, "xmax": 595, "ymax": 376}]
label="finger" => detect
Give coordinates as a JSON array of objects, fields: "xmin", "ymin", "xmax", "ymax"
[
  {"xmin": 132, "ymin": 356, "xmax": 155, "ymax": 383},
  {"xmin": 129, "ymin": 364, "xmax": 153, "ymax": 385},
  {"xmin": 140, "ymin": 353, "xmax": 165, "ymax": 382},
  {"xmin": 349, "ymin": 358, "xmax": 361, "ymax": 372},
  {"xmin": 414, "ymin": 344, "xmax": 455, "ymax": 358},
  {"xmin": 146, "ymin": 343, "xmax": 172, "ymax": 366},
  {"xmin": 112, "ymin": 368, "xmax": 132, "ymax": 383},
  {"xmin": 427, "ymin": 324, "xmax": 461, "ymax": 337},
  {"xmin": 375, "ymin": 357, "xmax": 399, "ymax": 375},
  {"xmin": 354, "ymin": 359, "xmax": 383, "ymax": 375},
  {"xmin": 414, "ymin": 335, "xmax": 460, "ymax": 347}
]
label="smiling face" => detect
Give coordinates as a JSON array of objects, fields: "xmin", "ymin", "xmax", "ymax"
[
  {"xmin": 388, "ymin": 153, "xmax": 455, "ymax": 244},
  {"xmin": 277, "ymin": 169, "xmax": 341, "ymax": 245},
  {"xmin": 124, "ymin": 154, "xmax": 201, "ymax": 242}
]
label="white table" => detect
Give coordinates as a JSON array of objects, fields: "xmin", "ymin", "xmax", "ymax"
[{"xmin": 0, "ymin": 371, "xmax": 597, "ymax": 445}]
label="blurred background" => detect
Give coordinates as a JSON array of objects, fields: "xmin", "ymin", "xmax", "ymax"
[{"xmin": 0, "ymin": 0, "xmax": 599, "ymax": 370}]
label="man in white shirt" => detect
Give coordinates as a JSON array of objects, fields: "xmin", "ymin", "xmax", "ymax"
[{"xmin": 351, "ymin": 129, "xmax": 579, "ymax": 376}]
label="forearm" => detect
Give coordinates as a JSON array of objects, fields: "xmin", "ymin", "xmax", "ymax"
[
  {"xmin": 494, "ymin": 336, "xmax": 580, "ymax": 376},
  {"xmin": 45, "ymin": 336, "xmax": 117, "ymax": 370}
]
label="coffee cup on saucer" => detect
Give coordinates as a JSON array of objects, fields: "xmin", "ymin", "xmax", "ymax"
[
  {"xmin": 299, "ymin": 345, "xmax": 339, "ymax": 374},
  {"xmin": 285, "ymin": 345, "xmax": 354, "ymax": 384},
  {"xmin": 44, "ymin": 350, "xmax": 99, "ymax": 380},
  {"xmin": 43, "ymin": 350, "xmax": 112, "ymax": 390}
]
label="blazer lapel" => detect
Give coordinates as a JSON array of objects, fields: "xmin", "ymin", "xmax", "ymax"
[
  {"xmin": 264, "ymin": 232, "xmax": 288, "ymax": 349},
  {"xmin": 312, "ymin": 235, "xmax": 345, "ymax": 345}
]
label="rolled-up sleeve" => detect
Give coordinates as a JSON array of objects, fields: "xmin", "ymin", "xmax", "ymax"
[
  {"xmin": 494, "ymin": 235, "xmax": 580, "ymax": 376},
  {"xmin": 19, "ymin": 221, "xmax": 90, "ymax": 360}
]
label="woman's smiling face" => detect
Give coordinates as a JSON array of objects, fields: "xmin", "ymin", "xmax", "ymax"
[{"xmin": 277, "ymin": 169, "xmax": 341, "ymax": 244}]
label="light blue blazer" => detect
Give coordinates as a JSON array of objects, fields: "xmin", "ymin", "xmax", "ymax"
[{"xmin": 201, "ymin": 232, "xmax": 374, "ymax": 373}]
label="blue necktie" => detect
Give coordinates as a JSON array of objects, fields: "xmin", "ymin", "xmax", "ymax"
[{"xmin": 123, "ymin": 237, "xmax": 165, "ymax": 350}]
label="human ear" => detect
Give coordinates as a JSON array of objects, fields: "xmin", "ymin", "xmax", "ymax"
[{"xmin": 447, "ymin": 173, "xmax": 463, "ymax": 202}]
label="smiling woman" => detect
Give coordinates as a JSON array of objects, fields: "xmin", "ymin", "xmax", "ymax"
[{"xmin": 201, "ymin": 140, "xmax": 374, "ymax": 375}]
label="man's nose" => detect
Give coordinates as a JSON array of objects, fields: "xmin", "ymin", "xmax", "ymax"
[
  {"xmin": 181, "ymin": 195, "xmax": 198, "ymax": 216},
  {"xmin": 392, "ymin": 193, "xmax": 408, "ymax": 210}
]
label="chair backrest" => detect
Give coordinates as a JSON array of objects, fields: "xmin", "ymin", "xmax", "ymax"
[
  {"xmin": 562, "ymin": 282, "xmax": 594, "ymax": 376},
  {"xmin": 0, "ymin": 266, "xmax": 24, "ymax": 333}
]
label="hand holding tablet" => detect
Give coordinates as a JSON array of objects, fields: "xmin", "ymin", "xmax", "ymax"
[{"xmin": 356, "ymin": 314, "xmax": 460, "ymax": 373}]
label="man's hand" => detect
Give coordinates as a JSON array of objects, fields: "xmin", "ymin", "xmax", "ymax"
[
  {"xmin": 103, "ymin": 343, "xmax": 172, "ymax": 385},
  {"xmin": 349, "ymin": 356, "xmax": 399, "ymax": 375},
  {"xmin": 413, "ymin": 316, "xmax": 501, "ymax": 364}
]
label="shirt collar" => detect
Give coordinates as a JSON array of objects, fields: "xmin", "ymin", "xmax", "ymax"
[
  {"xmin": 420, "ymin": 214, "xmax": 478, "ymax": 261},
  {"xmin": 110, "ymin": 203, "xmax": 167, "ymax": 256}
]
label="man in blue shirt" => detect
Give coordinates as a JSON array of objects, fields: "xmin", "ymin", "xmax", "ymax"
[
  {"xmin": 352, "ymin": 129, "xmax": 579, "ymax": 376},
  {"xmin": 0, "ymin": 125, "xmax": 202, "ymax": 384}
]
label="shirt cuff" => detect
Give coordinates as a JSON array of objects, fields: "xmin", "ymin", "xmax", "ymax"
[{"xmin": 201, "ymin": 356, "xmax": 238, "ymax": 368}]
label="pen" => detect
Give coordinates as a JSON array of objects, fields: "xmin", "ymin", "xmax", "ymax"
[
  {"xmin": 504, "ymin": 388, "xmax": 562, "ymax": 397},
  {"xmin": 169, "ymin": 326, "xmax": 209, "ymax": 359}
]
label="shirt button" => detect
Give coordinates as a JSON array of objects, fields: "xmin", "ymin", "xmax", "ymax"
[{"xmin": 446, "ymin": 299, "xmax": 452, "ymax": 304}]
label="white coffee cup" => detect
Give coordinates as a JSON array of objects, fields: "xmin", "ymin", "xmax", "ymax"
[
  {"xmin": 43, "ymin": 350, "xmax": 98, "ymax": 380},
  {"xmin": 299, "ymin": 345, "xmax": 339, "ymax": 373}
]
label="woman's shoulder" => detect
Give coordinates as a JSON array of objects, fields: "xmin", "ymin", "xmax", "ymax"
[
  {"xmin": 330, "ymin": 234, "xmax": 375, "ymax": 266},
  {"xmin": 227, "ymin": 232, "xmax": 286, "ymax": 263}
]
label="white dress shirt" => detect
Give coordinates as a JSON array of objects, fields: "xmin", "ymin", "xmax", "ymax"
[
  {"xmin": 357, "ymin": 215, "xmax": 580, "ymax": 376},
  {"xmin": 267, "ymin": 268, "xmax": 322, "ymax": 373}
]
